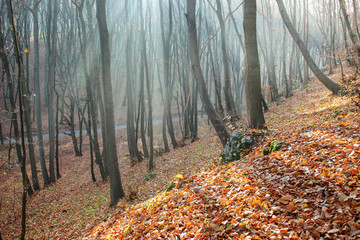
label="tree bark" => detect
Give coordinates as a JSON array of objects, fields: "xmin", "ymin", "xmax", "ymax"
[
  {"xmin": 339, "ymin": 0, "xmax": 360, "ymax": 56},
  {"xmin": 85, "ymin": 0, "xmax": 107, "ymax": 180},
  {"xmin": 159, "ymin": 0, "xmax": 177, "ymax": 149},
  {"xmin": 276, "ymin": 0, "xmax": 342, "ymax": 94},
  {"xmin": 186, "ymin": 0, "xmax": 229, "ymax": 146},
  {"xmin": 47, "ymin": 0, "xmax": 58, "ymax": 183},
  {"xmin": 139, "ymin": 0, "xmax": 154, "ymax": 170},
  {"xmin": 6, "ymin": 0, "xmax": 30, "ymax": 238},
  {"xmin": 32, "ymin": 0, "xmax": 50, "ymax": 186},
  {"xmin": 96, "ymin": 0, "xmax": 125, "ymax": 205},
  {"xmin": 243, "ymin": 0, "xmax": 266, "ymax": 129},
  {"xmin": 215, "ymin": 0, "xmax": 238, "ymax": 120}
]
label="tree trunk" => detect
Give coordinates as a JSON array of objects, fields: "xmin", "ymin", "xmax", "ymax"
[
  {"xmin": 96, "ymin": 0, "xmax": 125, "ymax": 205},
  {"xmin": 47, "ymin": 0, "xmax": 58, "ymax": 183},
  {"xmin": 139, "ymin": 0, "xmax": 153, "ymax": 169},
  {"xmin": 186, "ymin": 0, "xmax": 229, "ymax": 146},
  {"xmin": 125, "ymin": 0, "xmax": 143, "ymax": 163},
  {"xmin": 159, "ymin": 0, "xmax": 177, "ymax": 149},
  {"xmin": 276, "ymin": 0, "xmax": 342, "ymax": 94},
  {"xmin": 6, "ymin": 1, "xmax": 30, "ymax": 238},
  {"xmin": 243, "ymin": 0, "xmax": 266, "ymax": 129},
  {"xmin": 215, "ymin": 0, "xmax": 238, "ymax": 120},
  {"xmin": 32, "ymin": 0, "xmax": 50, "ymax": 186},
  {"xmin": 85, "ymin": 0, "xmax": 107, "ymax": 180},
  {"xmin": 339, "ymin": 0, "xmax": 360, "ymax": 56}
]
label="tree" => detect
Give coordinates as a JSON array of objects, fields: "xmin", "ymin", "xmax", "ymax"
[
  {"xmin": 276, "ymin": 0, "xmax": 342, "ymax": 94},
  {"xmin": 96, "ymin": 0, "xmax": 125, "ymax": 205},
  {"xmin": 29, "ymin": 0, "xmax": 50, "ymax": 186},
  {"xmin": 46, "ymin": 0, "xmax": 59, "ymax": 183},
  {"xmin": 138, "ymin": 0, "xmax": 154, "ymax": 170},
  {"xmin": 208, "ymin": 0, "xmax": 238, "ymax": 120},
  {"xmin": 6, "ymin": 0, "xmax": 30, "ymax": 237},
  {"xmin": 186, "ymin": 0, "xmax": 229, "ymax": 147},
  {"xmin": 125, "ymin": 0, "xmax": 143, "ymax": 164},
  {"xmin": 339, "ymin": 0, "xmax": 360, "ymax": 56},
  {"xmin": 85, "ymin": 0, "xmax": 108, "ymax": 180},
  {"xmin": 243, "ymin": 0, "xmax": 265, "ymax": 129},
  {"xmin": 159, "ymin": 0, "xmax": 177, "ymax": 150}
]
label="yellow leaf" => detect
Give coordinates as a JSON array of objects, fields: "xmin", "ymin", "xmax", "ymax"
[
  {"xmin": 123, "ymin": 224, "xmax": 131, "ymax": 233},
  {"xmin": 106, "ymin": 235, "xmax": 115, "ymax": 240},
  {"xmin": 24, "ymin": 49, "xmax": 29, "ymax": 53},
  {"xmin": 175, "ymin": 174, "xmax": 183, "ymax": 179}
]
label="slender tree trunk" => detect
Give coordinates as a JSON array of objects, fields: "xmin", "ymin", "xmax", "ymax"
[
  {"xmin": 0, "ymin": 17, "xmax": 33, "ymax": 198},
  {"xmin": 55, "ymin": 93, "xmax": 60, "ymax": 179},
  {"xmin": 215, "ymin": 0, "xmax": 238, "ymax": 120},
  {"xmin": 159, "ymin": 0, "xmax": 177, "ymax": 149},
  {"xmin": 85, "ymin": 0, "xmax": 107, "ymax": 180},
  {"xmin": 96, "ymin": 0, "xmax": 125, "ymax": 205},
  {"xmin": 87, "ymin": 105, "xmax": 96, "ymax": 182},
  {"xmin": 139, "ymin": 0, "xmax": 153, "ymax": 169},
  {"xmin": 32, "ymin": 0, "xmax": 50, "ymax": 186},
  {"xmin": 47, "ymin": 0, "xmax": 58, "ymax": 183},
  {"xmin": 186, "ymin": 0, "xmax": 229, "ymax": 146},
  {"xmin": 6, "ymin": 1, "xmax": 30, "ymax": 238},
  {"xmin": 125, "ymin": 0, "xmax": 143, "ymax": 163},
  {"xmin": 339, "ymin": 0, "xmax": 360, "ymax": 55},
  {"xmin": 276, "ymin": 0, "xmax": 342, "ymax": 94}
]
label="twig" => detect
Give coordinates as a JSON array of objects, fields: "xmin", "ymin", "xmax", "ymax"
[{"xmin": 200, "ymin": 1, "xmax": 243, "ymax": 57}]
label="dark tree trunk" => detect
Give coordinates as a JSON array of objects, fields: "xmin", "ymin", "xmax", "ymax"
[
  {"xmin": 215, "ymin": 0, "xmax": 238, "ymax": 120},
  {"xmin": 139, "ymin": 0, "xmax": 153, "ymax": 168},
  {"xmin": 6, "ymin": 1, "xmax": 31, "ymax": 238},
  {"xmin": 32, "ymin": 0, "xmax": 50, "ymax": 186},
  {"xmin": 339, "ymin": 0, "xmax": 360, "ymax": 56},
  {"xmin": 276, "ymin": 0, "xmax": 342, "ymax": 94},
  {"xmin": 159, "ymin": 0, "xmax": 177, "ymax": 149},
  {"xmin": 85, "ymin": 0, "xmax": 107, "ymax": 180},
  {"xmin": 96, "ymin": 0, "xmax": 125, "ymax": 205},
  {"xmin": 125, "ymin": 0, "xmax": 143, "ymax": 163},
  {"xmin": 243, "ymin": 0, "xmax": 266, "ymax": 129},
  {"xmin": 186, "ymin": 0, "xmax": 229, "ymax": 146},
  {"xmin": 55, "ymin": 93, "xmax": 61, "ymax": 179},
  {"xmin": 47, "ymin": 0, "xmax": 59, "ymax": 183}
]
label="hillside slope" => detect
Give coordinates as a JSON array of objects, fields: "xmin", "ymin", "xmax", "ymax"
[{"xmin": 84, "ymin": 69, "xmax": 360, "ymax": 239}]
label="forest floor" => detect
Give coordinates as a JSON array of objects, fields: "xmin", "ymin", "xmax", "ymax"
[
  {"xmin": 0, "ymin": 65, "xmax": 359, "ymax": 239},
  {"xmin": 83, "ymin": 66, "xmax": 360, "ymax": 239}
]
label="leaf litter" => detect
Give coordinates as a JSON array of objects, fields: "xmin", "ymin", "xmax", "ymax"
[{"xmin": 84, "ymin": 66, "xmax": 360, "ymax": 239}]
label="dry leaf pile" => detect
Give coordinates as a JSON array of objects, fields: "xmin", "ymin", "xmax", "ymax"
[{"xmin": 84, "ymin": 69, "xmax": 360, "ymax": 239}]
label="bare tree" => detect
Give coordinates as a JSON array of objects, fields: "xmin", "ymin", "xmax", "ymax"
[
  {"xmin": 186, "ymin": 0, "xmax": 229, "ymax": 146},
  {"xmin": 276, "ymin": 0, "xmax": 342, "ymax": 94},
  {"xmin": 28, "ymin": 0, "xmax": 50, "ymax": 186},
  {"xmin": 96, "ymin": 0, "xmax": 125, "ymax": 205},
  {"xmin": 6, "ymin": 0, "xmax": 31, "ymax": 237},
  {"xmin": 207, "ymin": 0, "xmax": 238, "ymax": 120},
  {"xmin": 159, "ymin": 0, "xmax": 177, "ymax": 149},
  {"xmin": 339, "ymin": 0, "xmax": 360, "ymax": 56}
]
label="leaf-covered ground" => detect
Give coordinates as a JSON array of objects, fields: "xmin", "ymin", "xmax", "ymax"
[
  {"xmin": 0, "ymin": 114, "xmax": 221, "ymax": 239},
  {"xmin": 84, "ymin": 68, "xmax": 360, "ymax": 239}
]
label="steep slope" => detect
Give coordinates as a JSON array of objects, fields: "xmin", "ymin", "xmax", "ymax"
[{"xmin": 84, "ymin": 69, "xmax": 360, "ymax": 239}]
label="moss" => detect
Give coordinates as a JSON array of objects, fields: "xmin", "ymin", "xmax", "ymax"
[
  {"xmin": 221, "ymin": 130, "xmax": 256, "ymax": 163},
  {"xmin": 263, "ymin": 139, "xmax": 283, "ymax": 155},
  {"xmin": 143, "ymin": 172, "xmax": 156, "ymax": 182}
]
